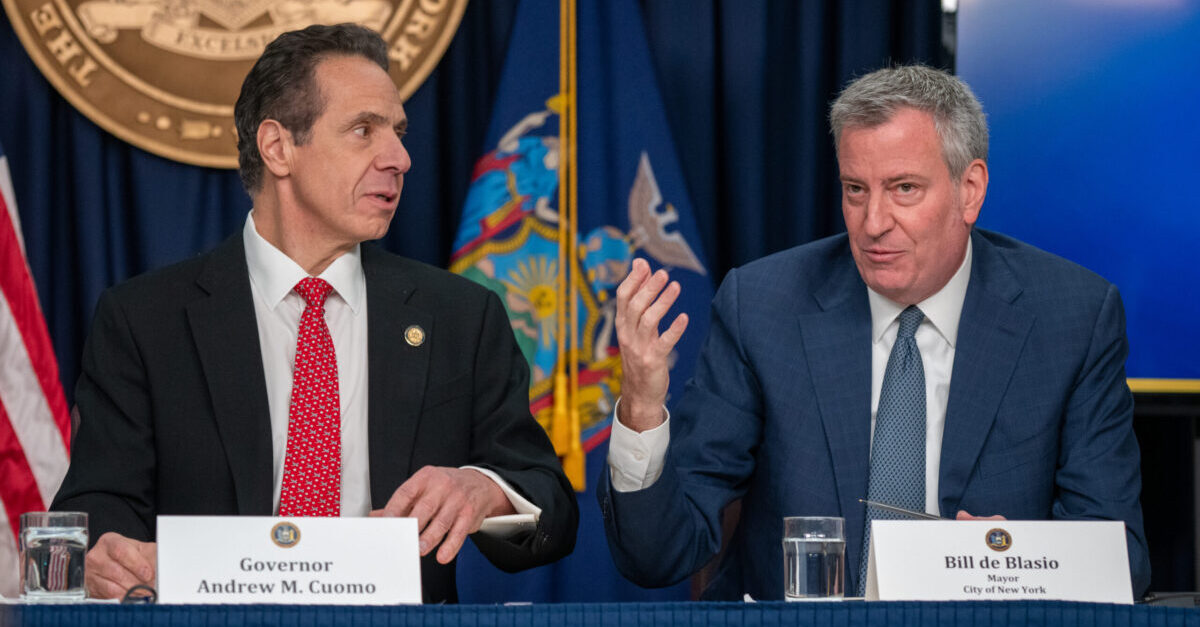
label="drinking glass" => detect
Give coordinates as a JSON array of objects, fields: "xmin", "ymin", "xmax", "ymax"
[
  {"xmin": 782, "ymin": 516, "xmax": 845, "ymax": 600},
  {"xmin": 19, "ymin": 512, "xmax": 88, "ymax": 602}
]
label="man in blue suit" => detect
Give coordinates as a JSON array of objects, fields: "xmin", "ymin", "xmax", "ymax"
[{"xmin": 599, "ymin": 65, "xmax": 1149, "ymax": 600}]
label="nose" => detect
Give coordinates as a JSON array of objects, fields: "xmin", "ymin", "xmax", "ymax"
[
  {"xmin": 377, "ymin": 131, "xmax": 411, "ymax": 174},
  {"xmin": 862, "ymin": 191, "xmax": 894, "ymax": 239}
]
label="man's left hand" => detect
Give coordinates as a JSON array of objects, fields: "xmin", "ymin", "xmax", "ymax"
[
  {"xmin": 371, "ymin": 466, "xmax": 517, "ymax": 564},
  {"xmin": 956, "ymin": 510, "xmax": 1006, "ymax": 521}
]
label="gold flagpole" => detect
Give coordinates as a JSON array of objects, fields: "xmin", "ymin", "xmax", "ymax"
[
  {"xmin": 551, "ymin": 0, "xmax": 584, "ymax": 490},
  {"xmin": 551, "ymin": 0, "xmax": 569, "ymax": 459},
  {"xmin": 563, "ymin": 0, "xmax": 584, "ymax": 490}
]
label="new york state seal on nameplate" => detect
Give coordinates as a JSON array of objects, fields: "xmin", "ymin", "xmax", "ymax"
[{"xmin": 2, "ymin": 0, "xmax": 466, "ymax": 167}]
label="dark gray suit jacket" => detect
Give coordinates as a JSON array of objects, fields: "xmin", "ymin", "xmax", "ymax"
[
  {"xmin": 53, "ymin": 233, "xmax": 578, "ymax": 603},
  {"xmin": 600, "ymin": 229, "xmax": 1148, "ymax": 599}
]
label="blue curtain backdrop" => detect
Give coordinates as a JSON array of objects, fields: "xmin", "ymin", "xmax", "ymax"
[
  {"xmin": 641, "ymin": 0, "xmax": 947, "ymax": 275},
  {"xmin": 0, "ymin": 0, "xmax": 943, "ymax": 602}
]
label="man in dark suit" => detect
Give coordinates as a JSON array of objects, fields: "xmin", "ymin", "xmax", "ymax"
[
  {"xmin": 52, "ymin": 23, "xmax": 577, "ymax": 603},
  {"xmin": 600, "ymin": 65, "xmax": 1148, "ymax": 599}
]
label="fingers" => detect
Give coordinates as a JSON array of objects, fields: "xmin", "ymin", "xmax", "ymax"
[
  {"xmin": 378, "ymin": 470, "xmax": 438, "ymax": 551},
  {"xmin": 626, "ymin": 272, "xmax": 672, "ymax": 327},
  {"xmin": 615, "ymin": 258, "xmax": 652, "ymax": 312},
  {"xmin": 379, "ymin": 471, "xmax": 423, "ymax": 518},
  {"xmin": 421, "ymin": 489, "xmax": 468, "ymax": 561},
  {"xmin": 139, "ymin": 541, "xmax": 157, "ymax": 564},
  {"xmin": 613, "ymin": 260, "xmax": 690, "ymax": 430},
  {"xmin": 87, "ymin": 571, "xmax": 133, "ymax": 600},
  {"xmin": 615, "ymin": 262, "xmax": 686, "ymax": 352},
  {"xmin": 616, "ymin": 259, "xmax": 669, "ymax": 325},
  {"xmin": 956, "ymin": 510, "xmax": 1007, "ymax": 521},
  {"xmin": 625, "ymin": 283, "xmax": 677, "ymax": 344},
  {"xmin": 378, "ymin": 470, "xmax": 440, "ymax": 550},
  {"xmin": 414, "ymin": 490, "xmax": 456, "ymax": 555},
  {"xmin": 640, "ymin": 280, "xmax": 682, "ymax": 333},
  {"xmin": 382, "ymin": 467, "xmax": 503, "ymax": 562},
  {"xmin": 85, "ymin": 533, "xmax": 155, "ymax": 599},
  {"xmin": 435, "ymin": 513, "xmax": 475, "ymax": 565},
  {"xmin": 102, "ymin": 533, "xmax": 155, "ymax": 581},
  {"xmin": 660, "ymin": 312, "xmax": 689, "ymax": 347}
]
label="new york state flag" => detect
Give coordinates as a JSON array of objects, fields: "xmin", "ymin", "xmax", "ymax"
[{"xmin": 450, "ymin": 0, "xmax": 713, "ymax": 602}]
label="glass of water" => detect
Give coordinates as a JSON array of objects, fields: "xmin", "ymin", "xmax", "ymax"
[
  {"xmin": 783, "ymin": 516, "xmax": 845, "ymax": 600},
  {"xmin": 19, "ymin": 512, "xmax": 88, "ymax": 602}
]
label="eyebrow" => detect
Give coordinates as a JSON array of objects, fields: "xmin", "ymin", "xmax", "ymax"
[
  {"xmin": 840, "ymin": 173, "xmax": 929, "ymax": 185},
  {"xmin": 882, "ymin": 174, "xmax": 928, "ymax": 185},
  {"xmin": 342, "ymin": 112, "xmax": 407, "ymax": 132}
]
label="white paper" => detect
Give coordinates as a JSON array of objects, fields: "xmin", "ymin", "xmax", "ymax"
[
  {"xmin": 157, "ymin": 516, "xmax": 421, "ymax": 604},
  {"xmin": 866, "ymin": 520, "xmax": 1132, "ymax": 604},
  {"xmin": 478, "ymin": 514, "xmax": 536, "ymax": 538}
]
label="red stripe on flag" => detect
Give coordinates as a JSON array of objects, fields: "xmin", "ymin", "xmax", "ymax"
[
  {"xmin": 48, "ymin": 544, "xmax": 69, "ymax": 590},
  {"xmin": 0, "ymin": 192, "xmax": 69, "ymax": 450},
  {"xmin": 0, "ymin": 397, "xmax": 46, "ymax": 539},
  {"xmin": 448, "ymin": 207, "xmax": 531, "ymax": 263},
  {"xmin": 583, "ymin": 424, "xmax": 611, "ymax": 453},
  {"xmin": 470, "ymin": 152, "xmax": 521, "ymax": 180}
]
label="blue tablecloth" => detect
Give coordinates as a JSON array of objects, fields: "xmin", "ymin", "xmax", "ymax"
[{"xmin": 5, "ymin": 601, "xmax": 1200, "ymax": 627}]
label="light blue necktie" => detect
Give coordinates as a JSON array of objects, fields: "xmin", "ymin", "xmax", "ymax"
[{"xmin": 857, "ymin": 305, "xmax": 926, "ymax": 596}]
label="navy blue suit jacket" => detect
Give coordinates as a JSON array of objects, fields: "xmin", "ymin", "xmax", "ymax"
[{"xmin": 599, "ymin": 229, "xmax": 1149, "ymax": 599}]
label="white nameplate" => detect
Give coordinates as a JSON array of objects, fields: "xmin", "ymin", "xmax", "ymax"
[
  {"xmin": 865, "ymin": 520, "xmax": 1131, "ymax": 604},
  {"xmin": 157, "ymin": 516, "xmax": 421, "ymax": 604}
]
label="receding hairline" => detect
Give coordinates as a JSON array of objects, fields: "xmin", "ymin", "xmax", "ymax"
[{"xmin": 297, "ymin": 52, "xmax": 404, "ymax": 129}]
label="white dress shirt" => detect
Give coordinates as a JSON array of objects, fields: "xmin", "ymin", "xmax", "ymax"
[
  {"xmin": 243, "ymin": 213, "xmax": 539, "ymax": 520},
  {"xmin": 608, "ymin": 239, "xmax": 974, "ymax": 517},
  {"xmin": 866, "ymin": 238, "xmax": 972, "ymax": 514}
]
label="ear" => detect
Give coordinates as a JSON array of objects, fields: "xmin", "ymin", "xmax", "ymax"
[
  {"xmin": 959, "ymin": 158, "xmax": 988, "ymax": 226},
  {"xmin": 257, "ymin": 120, "xmax": 293, "ymax": 181}
]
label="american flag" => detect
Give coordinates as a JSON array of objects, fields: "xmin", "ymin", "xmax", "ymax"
[
  {"xmin": 0, "ymin": 141, "xmax": 71, "ymax": 598},
  {"xmin": 46, "ymin": 544, "xmax": 70, "ymax": 591}
]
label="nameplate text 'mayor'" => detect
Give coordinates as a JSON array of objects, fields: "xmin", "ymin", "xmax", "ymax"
[{"xmin": 865, "ymin": 520, "xmax": 1131, "ymax": 604}]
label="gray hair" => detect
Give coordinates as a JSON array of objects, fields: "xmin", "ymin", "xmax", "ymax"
[{"xmin": 829, "ymin": 64, "xmax": 988, "ymax": 180}]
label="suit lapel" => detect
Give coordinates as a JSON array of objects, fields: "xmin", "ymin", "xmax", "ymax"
[
  {"xmin": 799, "ymin": 254, "xmax": 872, "ymax": 540},
  {"xmin": 938, "ymin": 232, "xmax": 1035, "ymax": 514},
  {"xmin": 187, "ymin": 234, "xmax": 274, "ymax": 515},
  {"xmin": 362, "ymin": 246, "xmax": 431, "ymax": 508}
]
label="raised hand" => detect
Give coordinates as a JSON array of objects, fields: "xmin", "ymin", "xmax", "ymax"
[{"xmin": 614, "ymin": 258, "xmax": 689, "ymax": 432}]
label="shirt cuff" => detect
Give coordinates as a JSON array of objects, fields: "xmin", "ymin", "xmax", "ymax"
[
  {"xmin": 606, "ymin": 397, "xmax": 671, "ymax": 492},
  {"xmin": 462, "ymin": 465, "xmax": 542, "ymax": 522}
]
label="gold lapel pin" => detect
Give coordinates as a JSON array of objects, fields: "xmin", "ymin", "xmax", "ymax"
[{"xmin": 404, "ymin": 324, "xmax": 426, "ymax": 347}]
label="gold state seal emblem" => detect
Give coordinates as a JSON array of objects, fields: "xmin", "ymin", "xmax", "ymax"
[
  {"xmin": 2, "ymin": 0, "xmax": 467, "ymax": 167},
  {"xmin": 271, "ymin": 521, "xmax": 300, "ymax": 547}
]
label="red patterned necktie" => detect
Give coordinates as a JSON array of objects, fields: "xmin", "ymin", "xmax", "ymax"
[{"xmin": 278, "ymin": 277, "xmax": 341, "ymax": 517}]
